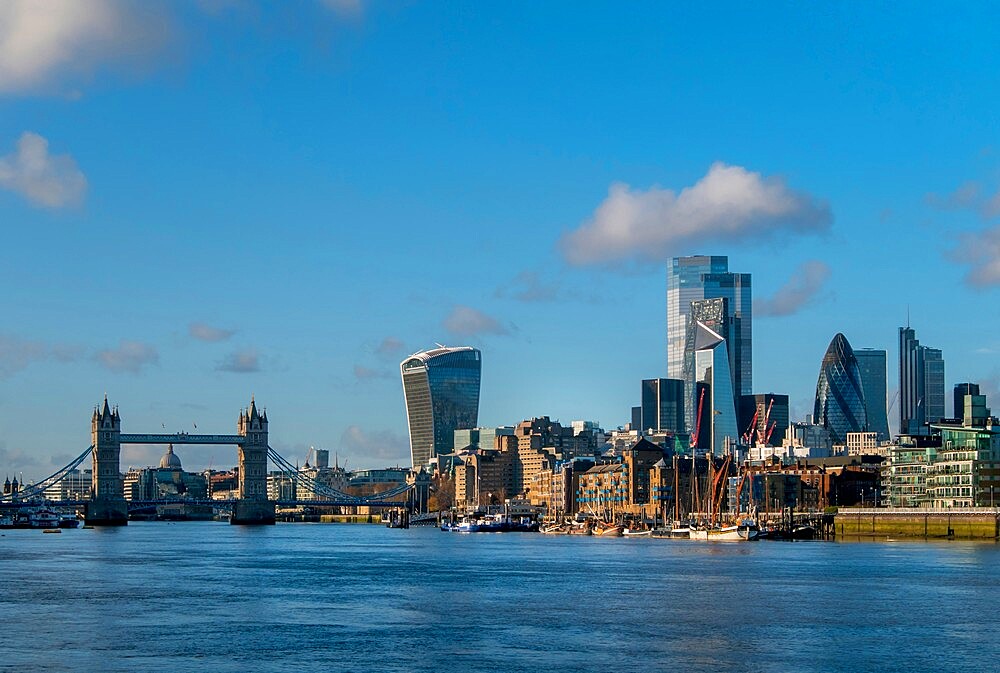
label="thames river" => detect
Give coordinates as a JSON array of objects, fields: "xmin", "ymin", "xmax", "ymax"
[{"xmin": 1, "ymin": 523, "xmax": 997, "ymax": 673}]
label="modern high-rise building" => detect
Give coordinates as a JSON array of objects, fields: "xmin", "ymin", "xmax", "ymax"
[
  {"xmin": 899, "ymin": 326, "xmax": 945, "ymax": 435},
  {"xmin": 814, "ymin": 333, "xmax": 868, "ymax": 443},
  {"xmin": 855, "ymin": 348, "xmax": 890, "ymax": 441},
  {"xmin": 692, "ymin": 323, "xmax": 739, "ymax": 455},
  {"xmin": 954, "ymin": 383, "xmax": 980, "ymax": 422},
  {"xmin": 640, "ymin": 378, "xmax": 685, "ymax": 434},
  {"xmin": 667, "ymin": 256, "xmax": 751, "ymax": 430},
  {"xmin": 400, "ymin": 346, "xmax": 482, "ymax": 468}
]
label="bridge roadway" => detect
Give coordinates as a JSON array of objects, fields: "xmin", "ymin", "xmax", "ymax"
[{"xmin": 119, "ymin": 433, "xmax": 245, "ymax": 445}]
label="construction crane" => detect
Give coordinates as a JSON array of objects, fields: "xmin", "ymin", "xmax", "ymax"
[{"xmin": 690, "ymin": 387, "xmax": 707, "ymax": 450}]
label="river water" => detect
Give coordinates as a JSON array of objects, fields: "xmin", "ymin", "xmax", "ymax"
[{"xmin": 1, "ymin": 522, "xmax": 997, "ymax": 673}]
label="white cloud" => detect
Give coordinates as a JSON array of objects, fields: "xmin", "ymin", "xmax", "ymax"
[
  {"xmin": 951, "ymin": 226, "xmax": 1000, "ymax": 287},
  {"xmin": 443, "ymin": 305, "xmax": 509, "ymax": 337},
  {"xmin": 189, "ymin": 322, "xmax": 236, "ymax": 342},
  {"xmin": 495, "ymin": 271, "xmax": 561, "ymax": 303},
  {"xmin": 95, "ymin": 340, "xmax": 159, "ymax": 373},
  {"xmin": 0, "ymin": 132, "xmax": 87, "ymax": 207},
  {"xmin": 353, "ymin": 364, "xmax": 389, "ymax": 381},
  {"xmin": 339, "ymin": 425, "xmax": 408, "ymax": 464},
  {"xmin": 0, "ymin": 334, "xmax": 82, "ymax": 378},
  {"xmin": 925, "ymin": 181, "xmax": 982, "ymax": 211},
  {"xmin": 375, "ymin": 336, "xmax": 405, "ymax": 357},
  {"xmin": 216, "ymin": 349, "xmax": 260, "ymax": 373},
  {"xmin": 0, "ymin": 0, "xmax": 171, "ymax": 95},
  {"xmin": 755, "ymin": 260, "xmax": 831, "ymax": 317},
  {"xmin": 559, "ymin": 162, "xmax": 831, "ymax": 266},
  {"xmin": 320, "ymin": 0, "xmax": 363, "ymax": 18}
]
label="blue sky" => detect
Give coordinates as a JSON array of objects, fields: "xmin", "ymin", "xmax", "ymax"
[{"xmin": 2, "ymin": 2, "xmax": 1000, "ymax": 477}]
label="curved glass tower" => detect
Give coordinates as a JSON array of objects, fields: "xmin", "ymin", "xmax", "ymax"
[
  {"xmin": 401, "ymin": 346, "xmax": 481, "ymax": 468},
  {"xmin": 814, "ymin": 333, "xmax": 867, "ymax": 443}
]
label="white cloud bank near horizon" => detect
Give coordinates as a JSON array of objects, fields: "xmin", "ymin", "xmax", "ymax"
[{"xmin": 559, "ymin": 162, "xmax": 831, "ymax": 266}]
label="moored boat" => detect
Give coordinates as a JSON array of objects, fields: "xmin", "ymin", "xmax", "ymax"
[{"xmin": 689, "ymin": 519, "xmax": 759, "ymax": 541}]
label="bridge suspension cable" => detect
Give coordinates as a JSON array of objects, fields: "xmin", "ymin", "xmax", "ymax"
[
  {"xmin": 1, "ymin": 445, "xmax": 94, "ymax": 503},
  {"xmin": 266, "ymin": 446, "xmax": 413, "ymax": 503}
]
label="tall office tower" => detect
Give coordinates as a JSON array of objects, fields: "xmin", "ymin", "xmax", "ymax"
[
  {"xmin": 640, "ymin": 378, "xmax": 686, "ymax": 434},
  {"xmin": 667, "ymin": 256, "xmax": 751, "ymax": 429},
  {"xmin": 814, "ymin": 333, "xmax": 868, "ymax": 443},
  {"xmin": 899, "ymin": 326, "xmax": 945, "ymax": 435},
  {"xmin": 855, "ymin": 348, "xmax": 890, "ymax": 441},
  {"xmin": 692, "ymin": 323, "xmax": 739, "ymax": 455},
  {"xmin": 954, "ymin": 383, "xmax": 981, "ymax": 422},
  {"xmin": 400, "ymin": 346, "xmax": 482, "ymax": 468}
]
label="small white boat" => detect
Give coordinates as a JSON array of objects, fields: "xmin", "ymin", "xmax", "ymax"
[
  {"xmin": 689, "ymin": 520, "xmax": 759, "ymax": 541},
  {"xmin": 622, "ymin": 528, "xmax": 652, "ymax": 537}
]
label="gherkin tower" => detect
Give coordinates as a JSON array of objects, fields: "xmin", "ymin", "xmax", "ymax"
[{"xmin": 814, "ymin": 333, "xmax": 867, "ymax": 443}]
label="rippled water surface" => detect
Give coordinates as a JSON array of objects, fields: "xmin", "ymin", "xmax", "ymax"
[{"xmin": 1, "ymin": 523, "xmax": 998, "ymax": 673}]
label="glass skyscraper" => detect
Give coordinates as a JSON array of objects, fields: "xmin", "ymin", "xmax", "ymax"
[
  {"xmin": 401, "ymin": 346, "xmax": 482, "ymax": 468},
  {"xmin": 814, "ymin": 333, "xmax": 867, "ymax": 443},
  {"xmin": 899, "ymin": 326, "xmax": 945, "ymax": 435},
  {"xmin": 640, "ymin": 378, "xmax": 685, "ymax": 434},
  {"xmin": 855, "ymin": 348, "xmax": 890, "ymax": 441},
  {"xmin": 667, "ymin": 256, "xmax": 751, "ymax": 430},
  {"xmin": 693, "ymin": 323, "xmax": 739, "ymax": 455}
]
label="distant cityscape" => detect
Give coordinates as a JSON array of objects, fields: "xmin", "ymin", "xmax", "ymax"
[
  {"xmin": 4, "ymin": 254, "xmax": 997, "ymax": 527},
  {"xmin": 393, "ymin": 254, "xmax": 997, "ymax": 519}
]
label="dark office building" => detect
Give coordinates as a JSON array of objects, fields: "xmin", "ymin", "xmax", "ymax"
[
  {"xmin": 738, "ymin": 393, "xmax": 790, "ymax": 446},
  {"xmin": 640, "ymin": 378, "xmax": 686, "ymax": 434}
]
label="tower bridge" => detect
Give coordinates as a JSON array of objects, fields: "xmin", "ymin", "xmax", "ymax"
[
  {"xmin": 90, "ymin": 395, "xmax": 274, "ymax": 525},
  {"xmin": 0, "ymin": 395, "xmax": 425, "ymax": 526}
]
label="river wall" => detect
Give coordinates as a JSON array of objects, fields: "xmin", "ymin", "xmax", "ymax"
[{"xmin": 835, "ymin": 509, "xmax": 1000, "ymax": 540}]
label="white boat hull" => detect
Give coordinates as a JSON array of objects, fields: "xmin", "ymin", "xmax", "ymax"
[{"xmin": 690, "ymin": 524, "xmax": 759, "ymax": 541}]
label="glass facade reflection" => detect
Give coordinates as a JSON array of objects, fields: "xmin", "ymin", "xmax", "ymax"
[
  {"xmin": 855, "ymin": 348, "xmax": 890, "ymax": 441},
  {"xmin": 693, "ymin": 323, "xmax": 739, "ymax": 455},
  {"xmin": 401, "ymin": 346, "xmax": 481, "ymax": 468},
  {"xmin": 814, "ymin": 333, "xmax": 867, "ymax": 443},
  {"xmin": 667, "ymin": 256, "xmax": 751, "ymax": 431},
  {"xmin": 640, "ymin": 378, "xmax": 685, "ymax": 434}
]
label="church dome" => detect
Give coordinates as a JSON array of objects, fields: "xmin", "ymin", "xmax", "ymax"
[{"xmin": 159, "ymin": 444, "xmax": 183, "ymax": 470}]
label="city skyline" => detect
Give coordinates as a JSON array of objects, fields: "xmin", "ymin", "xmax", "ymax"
[{"xmin": 4, "ymin": 4, "xmax": 1000, "ymax": 477}]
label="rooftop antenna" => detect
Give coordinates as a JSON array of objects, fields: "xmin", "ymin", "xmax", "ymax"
[{"xmin": 907, "ymin": 305, "xmax": 910, "ymax": 329}]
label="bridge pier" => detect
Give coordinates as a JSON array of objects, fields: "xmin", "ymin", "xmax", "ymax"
[
  {"xmin": 87, "ymin": 396, "xmax": 128, "ymax": 526},
  {"xmin": 233, "ymin": 397, "xmax": 275, "ymax": 525}
]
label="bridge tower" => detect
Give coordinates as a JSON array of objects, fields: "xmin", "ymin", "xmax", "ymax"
[
  {"xmin": 232, "ymin": 397, "xmax": 275, "ymax": 525},
  {"xmin": 86, "ymin": 396, "xmax": 128, "ymax": 525}
]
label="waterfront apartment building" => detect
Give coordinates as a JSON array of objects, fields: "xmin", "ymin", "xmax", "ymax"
[
  {"xmin": 667, "ymin": 256, "xmax": 752, "ymax": 431},
  {"xmin": 926, "ymin": 396, "xmax": 1000, "ymax": 508},
  {"xmin": 400, "ymin": 346, "xmax": 482, "ymax": 468},
  {"xmin": 855, "ymin": 348, "xmax": 890, "ymax": 441},
  {"xmin": 899, "ymin": 326, "xmax": 945, "ymax": 435}
]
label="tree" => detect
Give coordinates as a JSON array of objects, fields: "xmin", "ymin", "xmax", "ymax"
[{"xmin": 429, "ymin": 472, "xmax": 455, "ymax": 512}]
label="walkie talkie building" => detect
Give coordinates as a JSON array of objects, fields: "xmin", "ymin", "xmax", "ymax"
[{"xmin": 401, "ymin": 346, "xmax": 481, "ymax": 468}]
